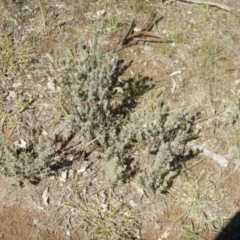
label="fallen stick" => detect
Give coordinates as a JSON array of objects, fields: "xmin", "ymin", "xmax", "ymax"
[
  {"xmin": 188, "ymin": 142, "xmax": 229, "ymax": 167},
  {"xmin": 120, "ymin": 20, "xmax": 136, "ymax": 46},
  {"xmin": 131, "ymin": 38, "xmax": 172, "ymax": 43},
  {"xmin": 126, "ymin": 30, "xmax": 168, "ymax": 41},
  {"xmin": 115, "ymin": 12, "xmax": 170, "ymax": 52},
  {"xmin": 176, "ymin": 0, "xmax": 240, "ymax": 13}
]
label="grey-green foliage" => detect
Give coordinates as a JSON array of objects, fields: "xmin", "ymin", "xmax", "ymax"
[
  {"xmin": 54, "ymin": 46, "xmax": 198, "ymax": 193},
  {"xmin": 104, "ymin": 102, "xmax": 198, "ymax": 194},
  {"xmin": 1, "ymin": 43, "xmax": 198, "ymax": 191},
  {"xmin": 0, "ymin": 44, "xmax": 128, "ymax": 184},
  {"xmin": 133, "ymin": 106, "xmax": 197, "ymax": 194},
  {"xmin": 56, "ymin": 47, "xmax": 126, "ymax": 151},
  {"xmin": 0, "ymin": 132, "xmax": 52, "ymax": 184}
]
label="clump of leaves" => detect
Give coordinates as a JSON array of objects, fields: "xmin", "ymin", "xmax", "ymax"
[
  {"xmin": 0, "ymin": 42, "xmax": 144, "ymax": 183},
  {"xmin": 0, "ymin": 39, "xmax": 199, "ymax": 192},
  {"xmin": 55, "ymin": 45, "xmax": 141, "ymax": 154},
  {"xmin": 104, "ymin": 101, "xmax": 199, "ymax": 194}
]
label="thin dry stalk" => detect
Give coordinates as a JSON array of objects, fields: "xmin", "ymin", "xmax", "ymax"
[
  {"xmin": 38, "ymin": 0, "xmax": 46, "ymax": 29},
  {"xmin": 176, "ymin": 0, "xmax": 240, "ymax": 13}
]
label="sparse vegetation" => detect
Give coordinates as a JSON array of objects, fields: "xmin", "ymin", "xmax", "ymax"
[
  {"xmin": 0, "ymin": 35, "xmax": 198, "ymax": 192},
  {"xmin": 0, "ymin": 0, "xmax": 240, "ymax": 239},
  {"xmin": 192, "ymin": 35, "xmax": 221, "ymax": 83}
]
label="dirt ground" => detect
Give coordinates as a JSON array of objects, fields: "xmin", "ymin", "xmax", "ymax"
[{"xmin": 0, "ymin": 0, "xmax": 240, "ymax": 239}]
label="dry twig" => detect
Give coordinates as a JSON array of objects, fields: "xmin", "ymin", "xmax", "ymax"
[
  {"xmin": 115, "ymin": 12, "xmax": 171, "ymax": 52},
  {"xmin": 126, "ymin": 30, "xmax": 167, "ymax": 42},
  {"xmin": 119, "ymin": 20, "xmax": 136, "ymax": 46},
  {"xmin": 188, "ymin": 142, "xmax": 229, "ymax": 168},
  {"xmin": 176, "ymin": 0, "xmax": 240, "ymax": 13}
]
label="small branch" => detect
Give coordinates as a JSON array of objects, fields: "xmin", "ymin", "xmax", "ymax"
[
  {"xmin": 120, "ymin": 20, "xmax": 136, "ymax": 45},
  {"xmin": 115, "ymin": 20, "xmax": 135, "ymax": 52},
  {"xmin": 126, "ymin": 30, "xmax": 168, "ymax": 41},
  {"xmin": 115, "ymin": 13, "xmax": 170, "ymax": 52},
  {"xmin": 131, "ymin": 38, "xmax": 173, "ymax": 43},
  {"xmin": 176, "ymin": 0, "xmax": 240, "ymax": 13},
  {"xmin": 141, "ymin": 11, "xmax": 164, "ymax": 31},
  {"xmin": 188, "ymin": 142, "xmax": 229, "ymax": 167}
]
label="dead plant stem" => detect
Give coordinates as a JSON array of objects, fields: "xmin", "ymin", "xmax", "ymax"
[
  {"xmin": 176, "ymin": 0, "xmax": 240, "ymax": 13},
  {"xmin": 38, "ymin": 0, "xmax": 46, "ymax": 29}
]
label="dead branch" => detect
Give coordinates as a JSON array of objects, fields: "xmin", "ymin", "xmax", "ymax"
[
  {"xmin": 126, "ymin": 31, "xmax": 167, "ymax": 41},
  {"xmin": 188, "ymin": 142, "xmax": 229, "ymax": 167},
  {"xmin": 176, "ymin": 0, "xmax": 240, "ymax": 13},
  {"xmin": 141, "ymin": 11, "xmax": 164, "ymax": 31},
  {"xmin": 119, "ymin": 20, "xmax": 136, "ymax": 46},
  {"xmin": 132, "ymin": 38, "xmax": 173, "ymax": 43},
  {"xmin": 115, "ymin": 12, "xmax": 170, "ymax": 52}
]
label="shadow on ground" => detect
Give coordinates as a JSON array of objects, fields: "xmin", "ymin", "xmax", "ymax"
[{"xmin": 215, "ymin": 211, "xmax": 240, "ymax": 240}]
